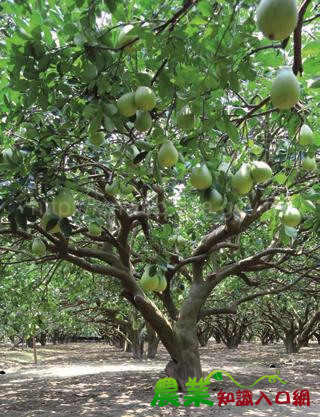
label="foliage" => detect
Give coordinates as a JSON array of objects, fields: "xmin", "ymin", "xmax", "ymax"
[{"xmin": 0, "ymin": 0, "xmax": 319, "ymax": 380}]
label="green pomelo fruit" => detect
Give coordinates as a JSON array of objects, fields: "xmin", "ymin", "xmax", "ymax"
[
  {"xmin": 116, "ymin": 25, "xmax": 137, "ymax": 50},
  {"xmin": 155, "ymin": 275, "xmax": 167, "ymax": 292},
  {"xmin": 135, "ymin": 86, "xmax": 156, "ymax": 111},
  {"xmin": 282, "ymin": 206, "xmax": 301, "ymax": 227},
  {"xmin": 205, "ymin": 188, "xmax": 224, "ymax": 212},
  {"xmin": 271, "ymin": 67, "xmax": 300, "ymax": 110},
  {"xmin": 158, "ymin": 141, "xmax": 179, "ymax": 167},
  {"xmin": 89, "ymin": 132, "xmax": 105, "ymax": 146},
  {"xmin": 251, "ymin": 161, "xmax": 273, "ymax": 184},
  {"xmin": 299, "ymin": 124, "xmax": 314, "ymax": 146},
  {"xmin": 52, "ymin": 188, "xmax": 76, "ymax": 218},
  {"xmin": 32, "ymin": 237, "xmax": 46, "ymax": 257},
  {"xmin": 140, "ymin": 267, "xmax": 160, "ymax": 291},
  {"xmin": 88, "ymin": 222, "xmax": 102, "ymax": 236},
  {"xmin": 301, "ymin": 156, "xmax": 317, "ymax": 171},
  {"xmin": 190, "ymin": 164, "xmax": 213, "ymax": 190},
  {"xmin": 231, "ymin": 164, "xmax": 253, "ymax": 195},
  {"xmin": 134, "ymin": 111, "xmax": 152, "ymax": 132},
  {"xmin": 117, "ymin": 92, "xmax": 137, "ymax": 117},
  {"xmin": 177, "ymin": 106, "xmax": 195, "ymax": 131},
  {"xmin": 257, "ymin": 0, "xmax": 298, "ymax": 41},
  {"xmin": 41, "ymin": 211, "xmax": 61, "ymax": 233}
]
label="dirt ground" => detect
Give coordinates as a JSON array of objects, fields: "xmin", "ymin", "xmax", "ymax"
[{"xmin": 0, "ymin": 341, "xmax": 319, "ymax": 417}]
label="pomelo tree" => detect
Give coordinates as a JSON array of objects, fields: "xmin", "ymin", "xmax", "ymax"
[
  {"xmin": 0, "ymin": 258, "xmax": 103, "ymax": 346},
  {"xmin": 256, "ymin": 293, "xmax": 320, "ymax": 353},
  {"xmin": 0, "ymin": 0, "xmax": 319, "ymax": 387}
]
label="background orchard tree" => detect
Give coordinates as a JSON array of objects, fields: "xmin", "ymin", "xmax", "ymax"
[
  {"xmin": 0, "ymin": 0, "xmax": 319, "ymax": 388},
  {"xmin": 257, "ymin": 293, "xmax": 320, "ymax": 353},
  {"xmin": 0, "ymin": 259, "xmax": 102, "ymax": 347}
]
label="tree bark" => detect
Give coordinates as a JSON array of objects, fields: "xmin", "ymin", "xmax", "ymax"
[
  {"xmin": 26, "ymin": 337, "xmax": 33, "ymax": 348},
  {"xmin": 39, "ymin": 332, "xmax": 47, "ymax": 346},
  {"xmin": 213, "ymin": 329, "xmax": 222, "ymax": 344},
  {"xmin": 284, "ymin": 332, "xmax": 300, "ymax": 354},
  {"xmin": 225, "ymin": 337, "xmax": 241, "ymax": 349},
  {"xmin": 131, "ymin": 329, "xmax": 144, "ymax": 359},
  {"xmin": 33, "ymin": 337, "xmax": 38, "ymax": 365},
  {"xmin": 165, "ymin": 318, "xmax": 202, "ymax": 390},
  {"xmin": 146, "ymin": 322, "xmax": 160, "ymax": 359},
  {"xmin": 314, "ymin": 332, "xmax": 320, "ymax": 345}
]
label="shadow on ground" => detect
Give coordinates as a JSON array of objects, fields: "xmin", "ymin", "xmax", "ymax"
[{"xmin": 0, "ymin": 342, "xmax": 319, "ymax": 416}]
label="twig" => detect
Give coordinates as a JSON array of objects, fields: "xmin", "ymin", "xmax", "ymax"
[{"xmin": 154, "ymin": 0, "xmax": 199, "ymax": 34}]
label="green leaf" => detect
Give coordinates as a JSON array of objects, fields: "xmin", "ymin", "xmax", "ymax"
[
  {"xmin": 104, "ymin": 0, "xmax": 118, "ymax": 13},
  {"xmin": 136, "ymin": 72, "xmax": 152, "ymax": 87},
  {"xmin": 308, "ymin": 76, "xmax": 320, "ymax": 89},
  {"xmin": 229, "ymin": 72, "xmax": 240, "ymax": 92},
  {"xmin": 149, "ymin": 265, "xmax": 157, "ymax": 277},
  {"xmin": 162, "ymin": 224, "xmax": 172, "ymax": 238},
  {"xmin": 225, "ymin": 121, "xmax": 239, "ymax": 143},
  {"xmin": 74, "ymin": 34, "xmax": 86, "ymax": 46},
  {"xmin": 82, "ymin": 62, "xmax": 98, "ymax": 81},
  {"xmin": 302, "ymin": 199, "xmax": 316, "ymax": 212},
  {"xmin": 89, "ymin": 114, "xmax": 102, "ymax": 134},
  {"xmin": 103, "ymin": 116, "xmax": 115, "ymax": 132},
  {"xmin": 190, "ymin": 17, "xmax": 207, "ymax": 25},
  {"xmin": 274, "ymin": 173, "xmax": 287, "ymax": 185},
  {"xmin": 135, "ymin": 140, "xmax": 154, "ymax": 151},
  {"xmin": 134, "ymin": 151, "xmax": 148, "ymax": 164}
]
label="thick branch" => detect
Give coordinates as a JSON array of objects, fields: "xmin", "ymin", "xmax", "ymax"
[
  {"xmin": 293, "ymin": 0, "xmax": 313, "ymax": 75},
  {"xmin": 123, "ymin": 292, "xmax": 177, "ymax": 359}
]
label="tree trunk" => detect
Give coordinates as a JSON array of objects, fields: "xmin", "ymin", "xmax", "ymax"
[
  {"xmin": 131, "ymin": 329, "xmax": 144, "ymax": 359},
  {"xmin": 51, "ymin": 330, "xmax": 59, "ymax": 345},
  {"xmin": 284, "ymin": 333, "xmax": 300, "ymax": 354},
  {"xmin": 39, "ymin": 332, "xmax": 47, "ymax": 346},
  {"xmin": 299, "ymin": 337, "xmax": 310, "ymax": 348},
  {"xmin": 197, "ymin": 325, "xmax": 213, "ymax": 347},
  {"xmin": 165, "ymin": 318, "xmax": 202, "ymax": 390},
  {"xmin": 260, "ymin": 329, "xmax": 275, "ymax": 345},
  {"xmin": 123, "ymin": 282, "xmax": 209, "ymax": 390},
  {"xmin": 225, "ymin": 335, "xmax": 241, "ymax": 349},
  {"xmin": 213, "ymin": 330, "xmax": 222, "ymax": 344},
  {"xmin": 33, "ymin": 336, "xmax": 38, "ymax": 365},
  {"xmin": 245, "ymin": 332, "xmax": 254, "ymax": 343},
  {"xmin": 146, "ymin": 323, "xmax": 159, "ymax": 359},
  {"xmin": 124, "ymin": 339, "xmax": 132, "ymax": 352},
  {"xmin": 26, "ymin": 337, "xmax": 33, "ymax": 348},
  {"xmin": 314, "ymin": 332, "xmax": 320, "ymax": 345}
]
